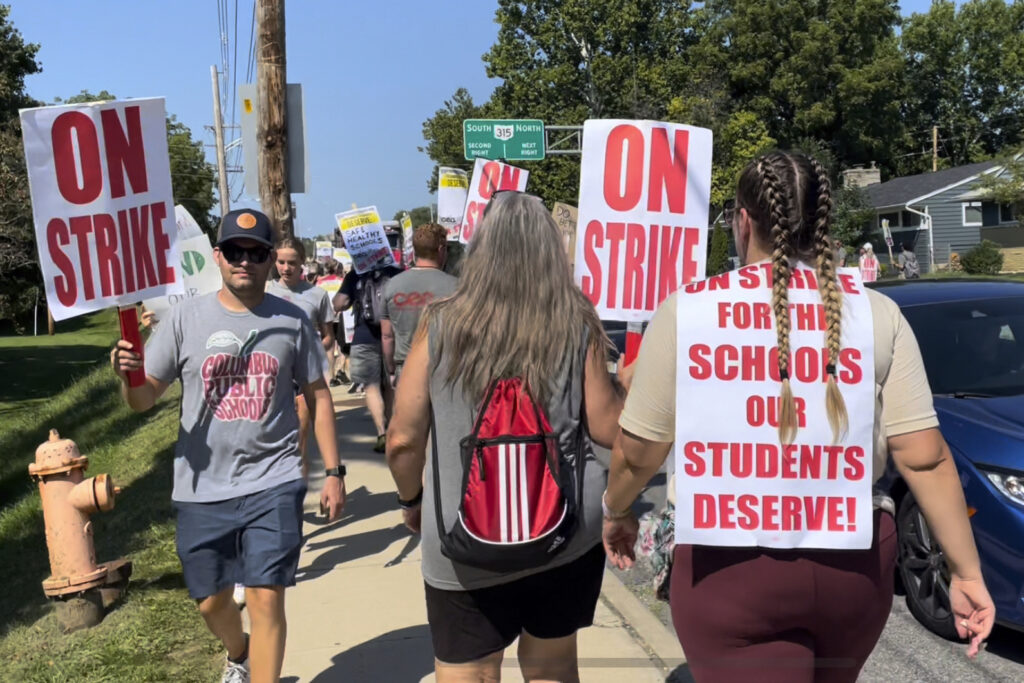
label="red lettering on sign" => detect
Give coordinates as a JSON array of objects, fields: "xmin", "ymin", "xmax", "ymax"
[
  {"xmin": 116, "ymin": 209, "xmax": 136, "ymax": 292},
  {"xmin": 737, "ymin": 495, "xmax": 759, "ymax": 530},
  {"xmin": 718, "ymin": 494, "xmax": 736, "ymax": 529},
  {"xmin": 623, "ymin": 223, "xmax": 645, "ymax": 309},
  {"xmin": 100, "ymin": 106, "xmax": 149, "ymax": 199},
  {"xmin": 645, "ymin": 224, "xmax": 659, "ymax": 310},
  {"xmin": 93, "ymin": 213, "xmax": 123, "ymax": 296},
  {"xmin": 603, "ymin": 125, "xmax": 645, "ymax": 211},
  {"xmin": 129, "ymin": 205, "xmax": 158, "ymax": 288},
  {"xmin": 647, "ymin": 127, "xmax": 688, "ymax": 214},
  {"xmin": 51, "ymin": 111, "xmax": 103, "ymax": 205},
  {"xmin": 688, "ymin": 344, "xmax": 711, "ymax": 380},
  {"xmin": 499, "ymin": 165, "xmax": 521, "ymax": 191},
  {"xmin": 694, "ymin": 494, "xmax": 715, "ymax": 528},
  {"xmin": 68, "ymin": 215, "xmax": 96, "ymax": 300},
  {"xmin": 581, "ymin": 220, "xmax": 604, "ymax": 303},
  {"xmin": 150, "ymin": 202, "xmax": 174, "ymax": 285},
  {"xmin": 479, "ymin": 162, "xmax": 501, "ymax": 200},
  {"xmin": 844, "ymin": 446, "xmax": 866, "ymax": 481},
  {"xmin": 838, "ymin": 273, "xmax": 860, "ymax": 294},
  {"xmin": 781, "ymin": 496, "xmax": 802, "ymax": 531},
  {"xmin": 604, "ymin": 222, "xmax": 625, "ymax": 308},
  {"xmin": 657, "ymin": 226, "xmax": 682, "ymax": 301},
  {"xmin": 46, "ymin": 218, "xmax": 78, "ymax": 306},
  {"xmin": 682, "ymin": 441, "xmax": 706, "ymax": 477}
]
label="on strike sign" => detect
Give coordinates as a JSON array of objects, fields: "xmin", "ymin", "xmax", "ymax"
[
  {"xmin": 674, "ymin": 263, "xmax": 876, "ymax": 549},
  {"xmin": 575, "ymin": 120, "xmax": 712, "ymax": 322},
  {"xmin": 21, "ymin": 98, "xmax": 180, "ymax": 321},
  {"xmin": 459, "ymin": 157, "xmax": 529, "ymax": 244}
]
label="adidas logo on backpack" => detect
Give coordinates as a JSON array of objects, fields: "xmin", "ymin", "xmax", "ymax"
[{"xmin": 431, "ymin": 378, "xmax": 585, "ymax": 572}]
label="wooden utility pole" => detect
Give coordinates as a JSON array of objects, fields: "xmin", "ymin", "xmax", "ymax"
[
  {"xmin": 256, "ymin": 0, "xmax": 292, "ymax": 238},
  {"xmin": 932, "ymin": 126, "xmax": 939, "ymax": 172},
  {"xmin": 210, "ymin": 65, "xmax": 230, "ymax": 216}
]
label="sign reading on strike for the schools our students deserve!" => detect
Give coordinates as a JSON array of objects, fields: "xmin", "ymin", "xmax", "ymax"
[
  {"xmin": 459, "ymin": 157, "xmax": 529, "ymax": 244},
  {"xmin": 575, "ymin": 119, "xmax": 712, "ymax": 323},
  {"xmin": 437, "ymin": 166, "xmax": 469, "ymax": 240},
  {"xmin": 674, "ymin": 263, "xmax": 876, "ymax": 550},
  {"xmin": 335, "ymin": 205, "xmax": 396, "ymax": 273},
  {"xmin": 20, "ymin": 98, "xmax": 181, "ymax": 321}
]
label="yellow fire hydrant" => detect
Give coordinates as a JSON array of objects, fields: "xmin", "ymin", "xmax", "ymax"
[{"xmin": 28, "ymin": 429, "xmax": 132, "ymax": 632}]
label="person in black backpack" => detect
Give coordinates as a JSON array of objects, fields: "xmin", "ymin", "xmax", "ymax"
[
  {"xmin": 386, "ymin": 191, "xmax": 627, "ymax": 682},
  {"xmin": 333, "ymin": 260, "xmax": 403, "ymax": 452}
]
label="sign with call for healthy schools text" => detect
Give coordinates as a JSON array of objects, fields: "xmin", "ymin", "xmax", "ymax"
[
  {"xmin": 20, "ymin": 98, "xmax": 181, "ymax": 321},
  {"xmin": 674, "ymin": 263, "xmax": 875, "ymax": 550},
  {"xmin": 335, "ymin": 206, "xmax": 396, "ymax": 274},
  {"xmin": 463, "ymin": 119, "xmax": 545, "ymax": 161},
  {"xmin": 437, "ymin": 166, "xmax": 469, "ymax": 240},
  {"xmin": 575, "ymin": 119, "xmax": 712, "ymax": 323},
  {"xmin": 460, "ymin": 158, "xmax": 529, "ymax": 244}
]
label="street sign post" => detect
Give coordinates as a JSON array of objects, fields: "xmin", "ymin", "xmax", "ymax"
[{"xmin": 463, "ymin": 119, "xmax": 545, "ymax": 161}]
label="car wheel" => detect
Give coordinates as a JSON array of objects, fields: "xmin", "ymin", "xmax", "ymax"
[{"xmin": 896, "ymin": 492, "xmax": 959, "ymax": 640}]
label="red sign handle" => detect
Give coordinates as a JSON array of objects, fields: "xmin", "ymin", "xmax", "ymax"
[
  {"xmin": 624, "ymin": 321, "xmax": 644, "ymax": 365},
  {"xmin": 118, "ymin": 306, "xmax": 146, "ymax": 388}
]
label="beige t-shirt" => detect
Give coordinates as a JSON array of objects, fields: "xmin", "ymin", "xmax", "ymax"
[{"xmin": 620, "ymin": 287, "xmax": 939, "ymax": 492}]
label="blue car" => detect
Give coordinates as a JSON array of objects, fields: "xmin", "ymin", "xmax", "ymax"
[{"xmin": 872, "ymin": 279, "xmax": 1024, "ymax": 638}]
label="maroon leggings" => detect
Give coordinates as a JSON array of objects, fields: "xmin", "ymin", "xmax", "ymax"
[{"xmin": 671, "ymin": 510, "xmax": 897, "ymax": 683}]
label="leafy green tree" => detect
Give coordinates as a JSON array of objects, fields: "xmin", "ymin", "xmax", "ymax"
[
  {"xmin": 695, "ymin": 0, "xmax": 905, "ymax": 171},
  {"xmin": 899, "ymin": 0, "xmax": 1024, "ymax": 172},
  {"xmin": 420, "ymin": 89, "xmax": 490, "ymax": 193},
  {"xmin": 0, "ymin": 4, "xmax": 41, "ymax": 329},
  {"xmin": 707, "ymin": 224, "xmax": 732, "ymax": 276},
  {"xmin": 393, "ymin": 206, "xmax": 433, "ymax": 227},
  {"xmin": 831, "ymin": 184, "xmax": 875, "ymax": 249}
]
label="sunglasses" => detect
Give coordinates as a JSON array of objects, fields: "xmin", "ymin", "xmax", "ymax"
[{"xmin": 219, "ymin": 243, "xmax": 272, "ymax": 264}]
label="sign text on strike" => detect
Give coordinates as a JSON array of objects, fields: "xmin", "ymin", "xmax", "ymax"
[
  {"xmin": 579, "ymin": 126, "xmax": 703, "ymax": 313},
  {"xmin": 44, "ymin": 106, "xmax": 174, "ymax": 307}
]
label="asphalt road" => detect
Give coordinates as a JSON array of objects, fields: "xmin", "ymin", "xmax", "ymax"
[{"xmin": 594, "ymin": 446, "xmax": 1024, "ymax": 682}]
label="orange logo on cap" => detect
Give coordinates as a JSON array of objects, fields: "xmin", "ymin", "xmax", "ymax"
[{"xmin": 236, "ymin": 213, "xmax": 258, "ymax": 229}]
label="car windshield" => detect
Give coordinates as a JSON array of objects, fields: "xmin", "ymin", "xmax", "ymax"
[{"xmin": 900, "ymin": 296, "xmax": 1024, "ymax": 397}]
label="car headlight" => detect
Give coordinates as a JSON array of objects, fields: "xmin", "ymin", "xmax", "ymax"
[{"xmin": 982, "ymin": 469, "xmax": 1024, "ymax": 507}]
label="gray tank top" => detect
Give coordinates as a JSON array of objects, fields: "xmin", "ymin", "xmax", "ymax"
[{"xmin": 422, "ymin": 321, "xmax": 605, "ymax": 590}]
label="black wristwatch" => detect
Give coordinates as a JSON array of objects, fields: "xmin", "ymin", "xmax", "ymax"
[
  {"xmin": 325, "ymin": 465, "xmax": 346, "ymax": 478},
  {"xmin": 398, "ymin": 487, "xmax": 423, "ymax": 509}
]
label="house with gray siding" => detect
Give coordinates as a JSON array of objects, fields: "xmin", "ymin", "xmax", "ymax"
[{"xmin": 863, "ymin": 157, "xmax": 1021, "ymax": 273}]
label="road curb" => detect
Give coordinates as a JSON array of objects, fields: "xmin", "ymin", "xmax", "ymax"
[{"xmin": 599, "ymin": 568, "xmax": 686, "ymax": 674}]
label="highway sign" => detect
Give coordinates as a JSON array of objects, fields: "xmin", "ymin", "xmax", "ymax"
[{"xmin": 463, "ymin": 119, "xmax": 545, "ymax": 161}]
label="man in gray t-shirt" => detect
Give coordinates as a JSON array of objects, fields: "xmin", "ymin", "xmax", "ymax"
[
  {"xmin": 111, "ymin": 209, "xmax": 346, "ymax": 682},
  {"xmin": 381, "ymin": 223, "xmax": 457, "ymax": 381}
]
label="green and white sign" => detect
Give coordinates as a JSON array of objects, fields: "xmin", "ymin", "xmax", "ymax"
[{"xmin": 463, "ymin": 119, "xmax": 545, "ymax": 161}]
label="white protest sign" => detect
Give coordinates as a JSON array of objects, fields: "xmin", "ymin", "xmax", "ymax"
[
  {"xmin": 332, "ymin": 248, "xmax": 353, "ymax": 269},
  {"xmin": 342, "ymin": 309, "xmax": 356, "ymax": 344},
  {"xmin": 674, "ymin": 263, "xmax": 875, "ymax": 549},
  {"xmin": 142, "ymin": 233, "xmax": 221, "ymax": 321},
  {"xmin": 437, "ymin": 166, "xmax": 469, "ymax": 240},
  {"xmin": 459, "ymin": 158, "xmax": 529, "ymax": 244},
  {"xmin": 20, "ymin": 98, "xmax": 181, "ymax": 321},
  {"xmin": 575, "ymin": 119, "xmax": 712, "ymax": 323},
  {"xmin": 315, "ymin": 240, "xmax": 333, "ymax": 258},
  {"xmin": 552, "ymin": 202, "xmax": 579, "ymax": 266},
  {"xmin": 174, "ymin": 205, "xmax": 204, "ymax": 240},
  {"xmin": 401, "ymin": 212, "xmax": 414, "ymax": 265},
  {"xmin": 335, "ymin": 205, "xmax": 396, "ymax": 273}
]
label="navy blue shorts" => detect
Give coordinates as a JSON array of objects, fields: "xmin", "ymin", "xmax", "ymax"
[{"xmin": 173, "ymin": 478, "xmax": 307, "ymax": 600}]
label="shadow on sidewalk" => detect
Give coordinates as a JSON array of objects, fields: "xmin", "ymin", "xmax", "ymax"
[
  {"xmin": 283, "ymin": 624, "xmax": 434, "ymax": 683},
  {"xmin": 296, "ymin": 522, "xmax": 420, "ymax": 580},
  {"xmin": 302, "ymin": 486, "xmax": 397, "ymax": 541}
]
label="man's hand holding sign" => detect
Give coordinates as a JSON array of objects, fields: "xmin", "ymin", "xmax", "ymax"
[{"xmin": 21, "ymin": 98, "xmax": 180, "ymax": 387}]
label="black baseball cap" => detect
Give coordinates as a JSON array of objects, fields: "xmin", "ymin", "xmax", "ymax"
[{"xmin": 217, "ymin": 209, "xmax": 275, "ymax": 247}]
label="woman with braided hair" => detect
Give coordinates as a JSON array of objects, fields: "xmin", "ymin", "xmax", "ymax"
[{"xmin": 601, "ymin": 151, "xmax": 994, "ymax": 681}]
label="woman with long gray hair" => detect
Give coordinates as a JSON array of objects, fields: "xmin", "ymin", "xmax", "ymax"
[{"xmin": 387, "ymin": 191, "xmax": 626, "ymax": 682}]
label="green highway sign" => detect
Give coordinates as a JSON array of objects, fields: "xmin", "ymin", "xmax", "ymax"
[{"xmin": 463, "ymin": 119, "xmax": 545, "ymax": 161}]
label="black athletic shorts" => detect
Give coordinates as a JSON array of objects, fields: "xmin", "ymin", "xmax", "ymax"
[{"xmin": 424, "ymin": 543, "xmax": 606, "ymax": 664}]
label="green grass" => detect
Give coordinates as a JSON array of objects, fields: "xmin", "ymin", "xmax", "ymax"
[{"xmin": 0, "ymin": 312, "xmax": 222, "ymax": 682}]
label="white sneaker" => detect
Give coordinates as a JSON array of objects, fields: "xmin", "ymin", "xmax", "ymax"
[
  {"xmin": 232, "ymin": 583, "xmax": 246, "ymax": 608},
  {"xmin": 222, "ymin": 656, "xmax": 250, "ymax": 683}
]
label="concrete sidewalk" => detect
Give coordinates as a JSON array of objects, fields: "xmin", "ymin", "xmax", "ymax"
[{"xmin": 277, "ymin": 389, "xmax": 688, "ymax": 682}]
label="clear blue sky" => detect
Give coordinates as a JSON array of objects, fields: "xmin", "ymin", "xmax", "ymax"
[{"xmin": 10, "ymin": 0, "xmax": 940, "ymax": 239}]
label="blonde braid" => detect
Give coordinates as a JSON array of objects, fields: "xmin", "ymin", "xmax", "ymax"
[
  {"xmin": 759, "ymin": 156, "xmax": 799, "ymax": 445},
  {"xmin": 809, "ymin": 158, "xmax": 849, "ymax": 442}
]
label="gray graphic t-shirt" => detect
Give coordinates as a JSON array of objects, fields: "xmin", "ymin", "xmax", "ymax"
[
  {"xmin": 266, "ymin": 279, "xmax": 334, "ymax": 329},
  {"xmin": 382, "ymin": 268, "xmax": 457, "ymax": 363},
  {"xmin": 145, "ymin": 292, "xmax": 325, "ymax": 502}
]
